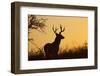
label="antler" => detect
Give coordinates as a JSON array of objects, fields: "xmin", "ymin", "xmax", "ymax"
[
  {"xmin": 59, "ymin": 24, "xmax": 65, "ymax": 34},
  {"xmin": 52, "ymin": 25, "xmax": 58, "ymax": 34}
]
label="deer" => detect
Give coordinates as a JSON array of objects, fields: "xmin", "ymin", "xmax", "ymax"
[{"xmin": 44, "ymin": 25, "xmax": 65, "ymax": 59}]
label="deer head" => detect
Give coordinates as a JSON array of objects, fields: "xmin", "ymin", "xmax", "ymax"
[{"xmin": 52, "ymin": 24, "xmax": 65, "ymax": 39}]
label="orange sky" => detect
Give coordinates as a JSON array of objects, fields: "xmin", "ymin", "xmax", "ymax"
[{"xmin": 28, "ymin": 15, "xmax": 88, "ymax": 52}]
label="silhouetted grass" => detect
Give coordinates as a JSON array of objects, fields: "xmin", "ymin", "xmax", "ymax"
[
  {"xmin": 28, "ymin": 43, "xmax": 88, "ymax": 61},
  {"xmin": 28, "ymin": 48, "xmax": 45, "ymax": 60},
  {"xmin": 58, "ymin": 46, "xmax": 88, "ymax": 59}
]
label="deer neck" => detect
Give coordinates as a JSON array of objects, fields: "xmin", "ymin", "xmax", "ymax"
[{"xmin": 53, "ymin": 37, "xmax": 61, "ymax": 46}]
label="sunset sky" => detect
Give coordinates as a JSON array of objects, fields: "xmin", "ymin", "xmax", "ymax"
[{"xmin": 28, "ymin": 15, "xmax": 88, "ymax": 52}]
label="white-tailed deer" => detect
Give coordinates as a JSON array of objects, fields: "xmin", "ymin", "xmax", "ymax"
[{"xmin": 44, "ymin": 25, "xmax": 65, "ymax": 58}]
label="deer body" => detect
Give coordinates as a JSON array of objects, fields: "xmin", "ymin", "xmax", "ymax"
[{"xmin": 44, "ymin": 25, "xmax": 65, "ymax": 58}]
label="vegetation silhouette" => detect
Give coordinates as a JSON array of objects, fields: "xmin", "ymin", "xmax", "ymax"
[
  {"xmin": 58, "ymin": 43, "xmax": 88, "ymax": 59},
  {"xmin": 28, "ymin": 15, "xmax": 47, "ymax": 33},
  {"xmin": 28, "ymin": 43, "xmax": 88, "ymax": 60}
]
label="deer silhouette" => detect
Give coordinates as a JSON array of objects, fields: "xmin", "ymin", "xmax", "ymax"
[{"xmin": 44, "ymin": 25, "xmax": 65, "ymax": 59}]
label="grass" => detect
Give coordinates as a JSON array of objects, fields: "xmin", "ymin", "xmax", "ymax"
[
  {"xmin": 28, "ymin": 43, "xmax": 88, "ymax": 61},
  {"xmin": 58, "ymin": 45, "xmax": 88, "ymax": 59}
]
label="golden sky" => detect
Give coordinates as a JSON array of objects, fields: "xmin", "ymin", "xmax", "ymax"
[{"xmin": 28, "ymin": 15, "xmax": 88, "ymax": 52}]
